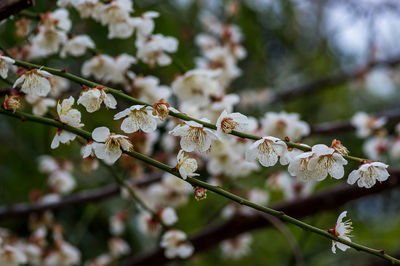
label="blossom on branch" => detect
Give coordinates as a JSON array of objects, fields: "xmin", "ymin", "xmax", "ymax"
[
  {"xmin": 245, "ymin": 136, "xmax": 287, "ymax": 167},
  {"xmin": 51, "ymin": 97, "xmax": 84, "ymax": 149},
  {"xmin": 114, "ymin": 105, "xmax": 157, "ymax": 134},
  {"xmin": 77, "ymin": 86, "xmax": 117, "ymax": 113},
  {"xmin": 347, "ymin": 161, "xmax": 390, "ymax": 188},
  {"xmin": 329, "ymin": 211, "xmax": 353, "ymax": 253},
  {"xmin": 92, "ymin": 126, "xmax": 133, "ymax": 165},
  {"xmin": 176, "ymin": 150, "xmax": 199, "ymax": 180},
  {"xmin": 351, "ymin": 112, "xmax": 386, "ymax": 138},
  {"xmin": 169, "ymin": 119, "xmax": 218, "ymax": 153},
  {"xmin": 13, "ymin": 69, "xmax": 52, "ymax": 97},
  {"xmin": 216, "ymin": 109, "xmax": 248, "ymax": 139}
]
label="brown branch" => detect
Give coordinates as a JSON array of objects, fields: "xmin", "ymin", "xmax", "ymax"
[
  {"xmin": 309, "ymin": 108, "xmax": 400, "ymax": 136},
  {"xmin": 121, "ymin": 169, "xmax": 400, "ymax": 266},
  {"xmin": 0, "ymin": 0, "xmax": 34, "ymax": 21},
  {"xmin": 0, "ymin": 173, "xmax": 161, "ymax": 219},
  {"xmin": 270, "ymin": 56, "xmax": 400, "ymax": 103}
]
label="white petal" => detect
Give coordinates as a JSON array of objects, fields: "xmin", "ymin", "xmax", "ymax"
[{"xmin": 92, "ymin": 127, "xmax": 110, "ymax": 142}]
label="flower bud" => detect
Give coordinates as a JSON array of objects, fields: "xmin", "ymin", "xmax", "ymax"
[
  {"xmin": 152, "ymin": 99, "xmax": 170, "ymax": 120},
  {"xmin": 2, "ymin": 95, "xmax": 22, "ymax": 112},
  {"xmin": 330, "ymin": 139, "xmax": 349, "ymax": 156},
  {"xmin": 194, "ymin": 187, "xmax": 207, "ymax": 201}
]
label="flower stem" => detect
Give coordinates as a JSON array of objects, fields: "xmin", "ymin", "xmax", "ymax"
[
  {"xmin": 0, "ymin": 107, "xmax": 398, "ymax": 264},
  {"xmin": 11, "ymin": 58, "xmax": 366, "ymax": 163}
]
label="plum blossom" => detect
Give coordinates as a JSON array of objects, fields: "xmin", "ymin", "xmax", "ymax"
[
  {"xmin": 61, "ymin": 35, "xmax": 95, "ymax": 57},
  {"xmin": 82, "ymin": 55, "xmax": 114, "ymax": 81},
  {"xmin": 363, "ymin": 136, "xmax": 389, "ymax": 161},
  {"xmin": 92, "ymin": 126, "xmax": 133, "ymax": 165},
  {"xmin": 245, "ymin": 136, "xmax": 287, "ymax": 167},
  {"xmin": 136, "ymin": 34, "xmax": 178, "ymax": 66},
  {"xmin": 25, "ymin": 95, "xmax": 56, "ymax": 116},
  {"xmin": 351, "ymin": 112, "xmax": 386, "ymax": 138},
  {"xmin": 48, "ymin": 171, "xmax": 76, "ymax": 195},
  {"xmin": 329, "ymin": 211, "xmax": 353, "ymax": 253},
  {"xmin": 0, "ymin": 55, "xmax": 15, "ymax": 79},
  {"xmin": 43, "ymin": 241, "xmax": 80, "ymax": 266},
  {"xmin": 131, "ymin": 11, "xmax": 159, "ymax": 39},
  {"xmin": 289, "ymin": 144, "xmax": 347, "ymax": 182},
  {"xmin": 169, "ymin": 119, "xmax": 218, "ymax": 153},
  {"xmin": 347, "ymin": 161, "xmax": 390, "ymax": 188},
  {"xmin": 13, "ymin": 69, "xmax": 52, "ymax": 97},
  {"xmin": 260, "ymin": 111, "xmax": 310, "ymax": 141},
  {"xmin": 160, "ymin": 207, "xmax": 178, "ymax": 226},
  {"xmin": 114, "ymin": 105, "xmax": 157, "ymax": 133},
  {"xmin": 175, "ymin": 149, "xmax": 199, "ymax": 179},
  {"xmin": 106, "ymin": 54, "xmax": 136, "ymax": 84},
  {"xmin": 172, "ymin": 69, "xmax": 222, "ymax": 107},
  {"xmin": 51, "ymin": 97, "xmax": 84, "ymax": 149},
  {"xmin": 160, "ymin": 230, "xmax": 194, "ymax": 259},
  {"xmin": 307, "ymin": 144, "xmax": 348, "ymax": 180},
  {"xmin": 220, "ymin": 234, "xmax": 252, "ymax": 259},
  {"xmin": 128, "ymin": 75, "xmax": 171, "ymax": 104},
  {"xmin": 108, "ymin": 238, "xmax": 130, "ymax": 258},
  {"xmin": 0, "ymin": 245, "xmax": 27, "ymax": 266},
  {"xmin": 216, "ymin": 110, "xmax": 248, "ymax": 139},
  {"xmin": 77, "ymin": 86, "xmax": 117, "ymax": 113}
]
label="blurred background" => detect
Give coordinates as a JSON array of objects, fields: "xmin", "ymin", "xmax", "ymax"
[{"xmin": 1, "ymin": 0, "xmax": 400, "ymax": 265}]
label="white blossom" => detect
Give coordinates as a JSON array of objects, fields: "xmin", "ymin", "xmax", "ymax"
[
  {"xmin": 61, "ymin": 35, "xmax": 95, "ymax": 57},
  {"xmin": 136, "ymin": 34, "xmax": 178, "ymax": 66},
  {"xmin": 25, "ymin": 95, "xmax": 56, "ymax": 116},
  {"xmin": 160, "ymin": 207, "xmax": 178, "ymax": 226},
  {"xmin": 82, "ymin": 55, "xmax": 114, "ymax": 81},
  {"xmin": 128, "ymin": 75, "xmax": 171, "ymax": 104},
  {"xmin": 44, "ymin": 241, "xmax": 80, "ymax": 266},
  {"xmin": 77, "ymin": 86, "xmax": 117, "ymax": 113},
  {"xmin": 288, "ymin": 144, "xmax": 347, "ymax": 182},
  {"xmin": 75, "ymin": 0, "xmax": 103, "ymax": 19},
  {"xmin": 245, "ymin": 136, "xmax": 287, "ymax": 167},
  {"xmin": 0, "ymin": 55, "xmax": 15, "ymax": 79},
  {"xmin": 216, "ymin": 110, "xmax": 248, "ymax": 139},
  {"xmin": 51, "ymin": 97, "xmax": 83, "ymax": 149},
  {"xmin": 171, "ymin": 69, "xmax": 222, "ymax": 107},
  {"xmin": 92, "ymin": 127, "xmax": 133, "ymax": 165},
  {"xmin": 176, "ymin": 149, "xmax": 199, "ymax": 180},
  {"xmin": 109, "ymin": 238, "xmax": 130, "ymax": 258},
  {"xmin": 114, "ymin": 105, "xmax": 157, "ymax": 133},
  {"xmin": 169, "ymin": 119, "xmax": 218, "ymax": 153},
  {"xmin": 220, "ymin": 234, "xmax": 252, "ymax": 259},
  {"xmin": 48, "ymin": 171, "xmax": 76, "ymax": 194},
  {"xmin": 160, "ymin": 230, "xmax": 194, "ymax": 259},
  {"xmin": 347, "ymin": 162, "xmax": 390, "ymax": 188},
  {"xmin": 331, "ymin": 211, "xmax": 353, "ymax": 253},
  {"xmin": 13, "ymin": 69, "xmax": 52, "ymax": 97},
  {"xmin": 363, "ymin": 136, "xmax": 389, "ymax": 161},
  {"xmin": 131, "ymin": 11, "xmax": 159, "ymax": 38},
  {"xmin": 260, "ymin": 111, "xmax": 310, "ymax": 141},
  {"xmin": 351, "ymin": 112, "xmax": 386, "ymax": 138},
  {"xmin": 0, "ymin": 245, "xmax": 27, "ymax": 266},
  {"xmin": 106, "ymin": 54, "xmax": 136, "ymax": 83}
]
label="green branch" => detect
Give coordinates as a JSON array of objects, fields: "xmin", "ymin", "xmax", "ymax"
[
  {"xmin": 0, "ymin": 107, "xmax": 398, "ymax": 264},
  {"xmin": 11, "ymin": 58, "xmax": 366, "ymax": 163}
]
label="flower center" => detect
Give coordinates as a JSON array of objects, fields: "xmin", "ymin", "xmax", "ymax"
[{"xmin": 221, "ymin": 118, "xmax": 238, "ymax": 133}]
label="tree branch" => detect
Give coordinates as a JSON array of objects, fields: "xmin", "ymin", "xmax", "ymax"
[
  {"xmin": 121, "ymin": 169, "xmax": 400, "ymax": 266},
  {"xmin": 269, "ymin": 56, "xmax": 400, "ymax": 103},
  {"xmin": 310, "ymin": 108, "xmax": 400, "ymax": 136},
  {"xmin": 0, "ymin": 174, "xmax": 161, "ymax": 219},
  {"xmin": 0, "ymin": 0, "xmax": 34, "ymax": 21}
]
